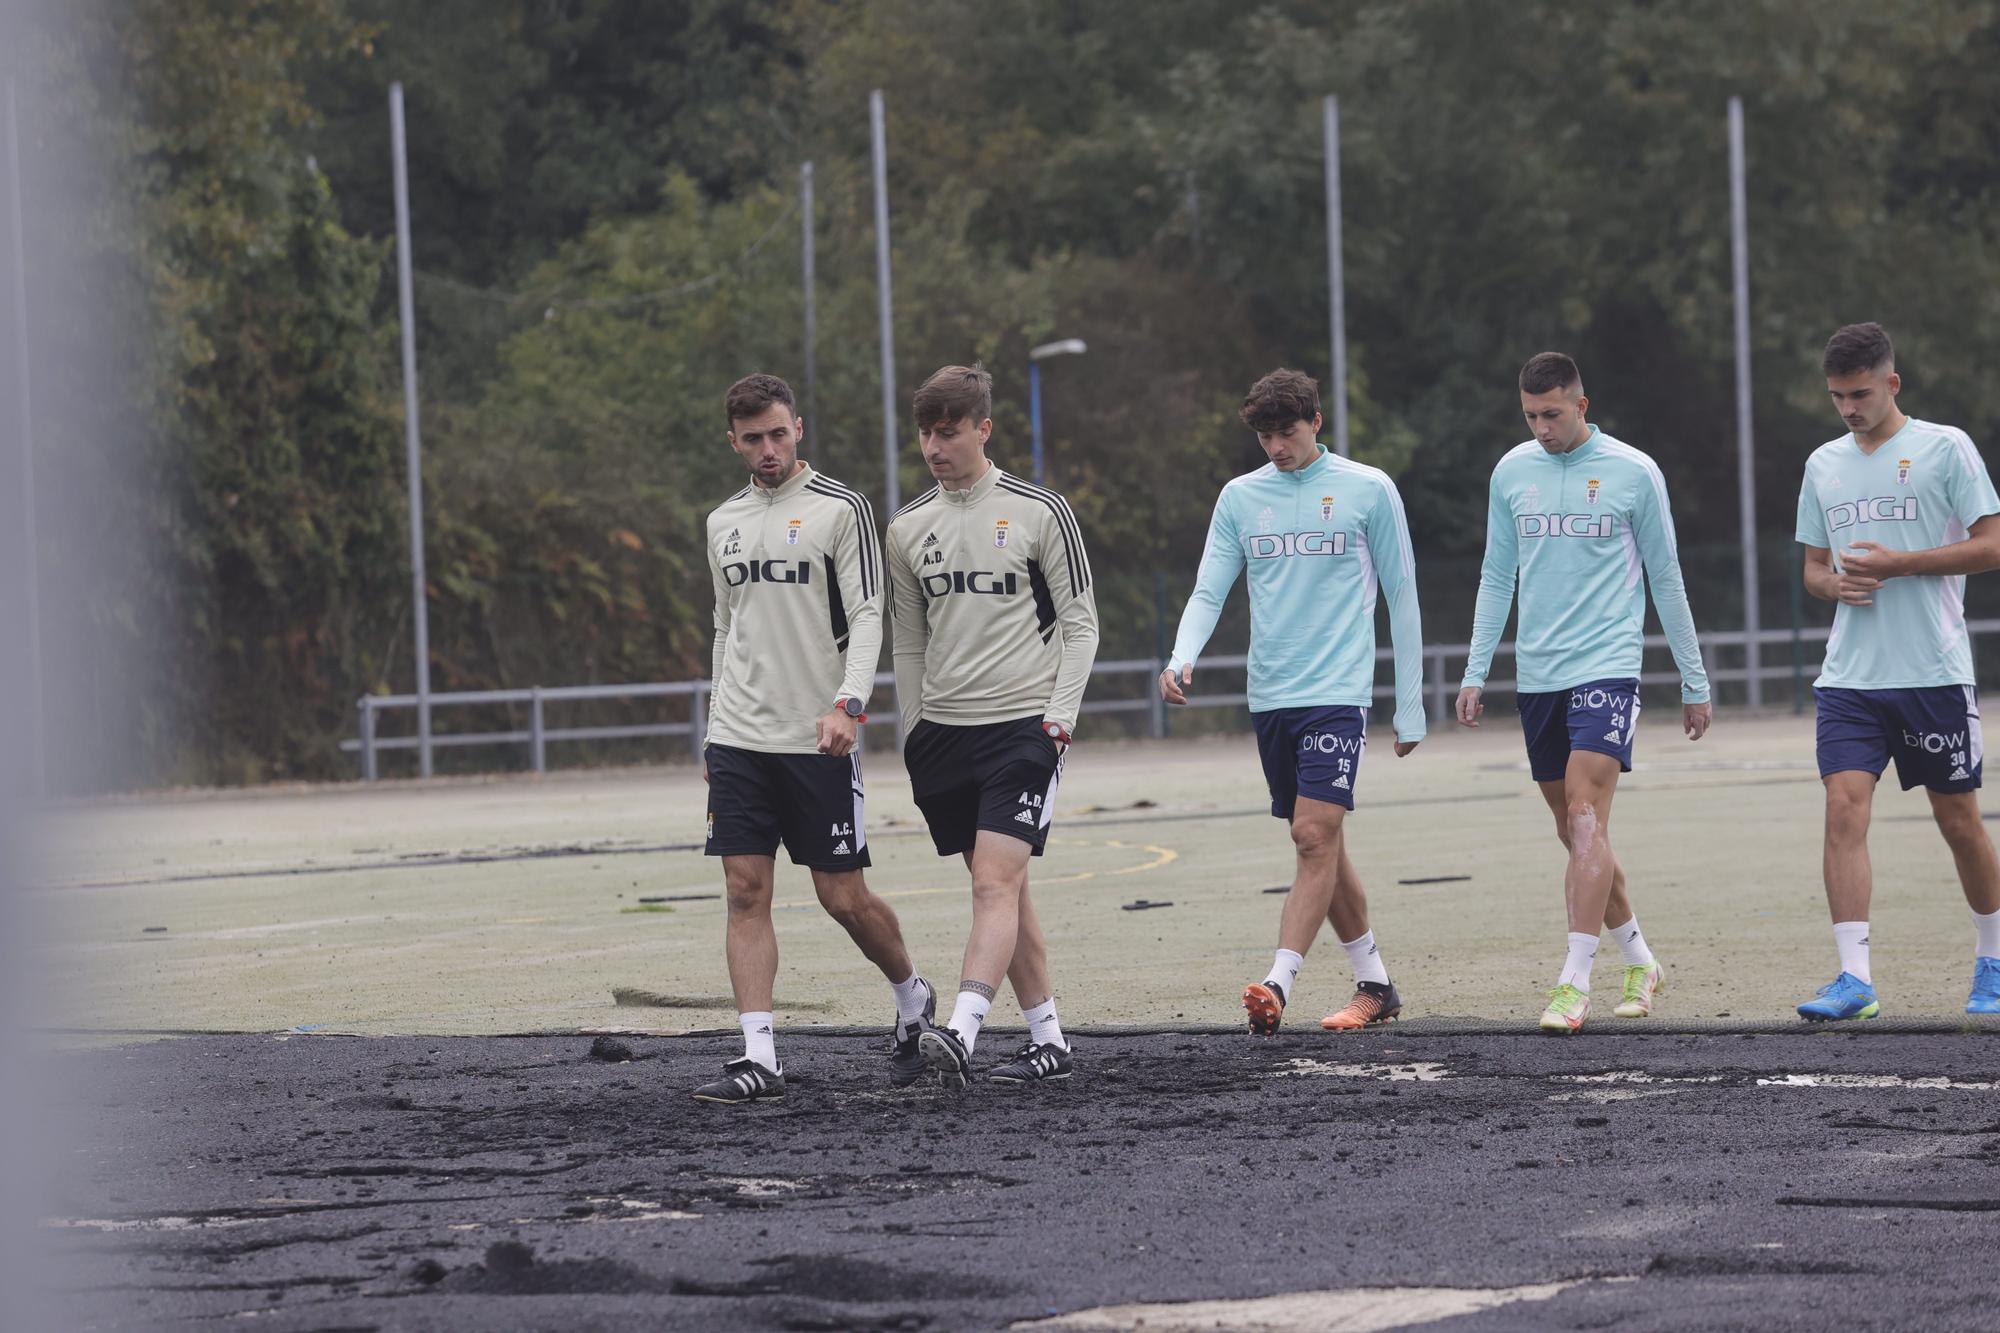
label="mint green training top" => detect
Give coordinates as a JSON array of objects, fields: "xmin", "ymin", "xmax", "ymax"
[
  {"xmin": 1168, "ymin": 445, "xmax": 1427, "ymax": 742},
  {"xmin": 1462, "ymin": 426, "xmax": 1710, "ymax": 703},
  {"xmin": 1796, "ymin": 417, "xmax": 2000, "ymax": 690}
]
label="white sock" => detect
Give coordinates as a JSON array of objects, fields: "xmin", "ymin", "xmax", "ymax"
[
  {"xmin": 1833, "ymin": 920, "xmax": 1871, "ymax": 984},
  {"xmin": 1340, "ymin": 930, "xmax": 1390, "ymax": 986},
  {"xmin": 1558, "ymin": 932, "xmax": 1598, "ymax": 991},
  {"xmin": 739, "ymin": 1011, "xmax": 777, "ymax": 1071},
  {"xmin": 1607, "ymin": 916, "xmax": 1655, "ymax": 967},
  {"xmin": 947, "ymin": 989, "xmax": 992, "ymax": 1057},
  {"xmin": 891, "ymin": 972, "xmax": 929, "ymax": 1025},
  {"xmin": 1975, "ymin": 909, "xmax": 2000, "ymax": 961},
  {"xmin": 1263, "ymin": 948, "xmax": 1304, "ymax": 1005},
  {"xmin": 1023, "ymin": 997, "xmax": 1067, "ymax": 1051}
]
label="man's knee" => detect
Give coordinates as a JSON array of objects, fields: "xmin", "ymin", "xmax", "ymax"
[
  {"xmin": 814, "ymin": 871, "xmax": 871, "ymax": 925},
  {"xmin": 724, "ymin": 867, "xmax": 773, "ymax": 916},
  {"xmin": 1564, "ymin": 797, "xmax": 1607, "ymax": 850},
  {"xmin": 1932, "ymin": 795, "xmax": 1990, "ymax": 850},
  {"xmin": 1291, "ymin": 811, "xmax": 1343, "ymax": 860},
  {"xmin": 1824, "ymin": 781, "xmax": 1873, "ymax": 840}
]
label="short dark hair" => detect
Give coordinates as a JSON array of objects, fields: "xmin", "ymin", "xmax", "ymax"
[
  {"xmin": 725, "ymin": 373, "xmax": 795, "ymax": 427},
  {"xmin": 1239, "ymin": 368, "xmax": 1319, "ymax": 434},
  {"xmin": 912, "ymin": 364, "xmax": 993, "ymax": 431},
  {"xmin": 1518, "ymin": 352, "xmax": 1581, "ymax": 396},
  {"xmin": 1823, "ymin": 323, "xmax": 1894, "ymax": 377}
]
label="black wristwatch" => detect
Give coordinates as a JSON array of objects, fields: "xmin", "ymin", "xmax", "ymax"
[
  {"xmin": 835, "ymin": 697, "xmax": 866, "ymax": 720},
  {"xmin": 1041, "ymin": 721, "xmax": 1071, "ymax": 746}
]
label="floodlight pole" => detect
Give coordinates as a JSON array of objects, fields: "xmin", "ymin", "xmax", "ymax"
[
  {"xmin": 870, "ymin": 91, "xmax": 899, "ymax": 516},
  {"xmin": 800, "ymin": 161, "xmax": 816, "ymax": 424},
  {"xmin": 3, "ymin": 80, "xmax": 45, "ymax": 797},
  {"xmin": 390, "ymin": 82, "xmax": 433, "ymax": 776},
  {"xmin": 1322, "ymin": 95, "xmax": 1350, "ymax": 458},
  {"xmin": 1028, "ymin": 338, "xmax": 1087, "ymax": 487},
  {"xmin": 1729, "ymin": 96, "xmax": 1762, "ymax": 709}
]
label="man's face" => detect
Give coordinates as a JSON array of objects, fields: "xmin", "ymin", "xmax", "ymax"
[
  {"xmin": 1826, "ymin": 365, "xmax": 1901, "ymax": 441},
  {"xmin": 1521, "ymin": 386, "xmax": 1590, "ymax": 453},
  {"xmin": 1257, "ymin": 415, "xmax": 1323, "ymax": 472},
  {"xmin": 727, "ymin": 404, "xmax": 802, "ymax": 487},
  {"xmin": 919, "ymin": 414, "xmax": 992, "ymax": 487}
]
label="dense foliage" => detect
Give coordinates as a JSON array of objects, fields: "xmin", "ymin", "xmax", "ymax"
[{"xmin": 19, "ymin": 0, "xmax": 2000, "ymax": 785}]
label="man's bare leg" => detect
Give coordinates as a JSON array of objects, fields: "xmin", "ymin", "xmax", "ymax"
[{"xmin": 719, "ymin": 854, "xmax": 780, "ymax": 1076}]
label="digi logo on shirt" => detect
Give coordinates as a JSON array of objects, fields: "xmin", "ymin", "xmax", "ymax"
[
  {"xmin": 1517, "ymin": 513, "xmax": 1617, "ymax": 539},
  {"xmin": 921, "ymin": 570, "xmax": 1019, "ymax": 597},
  {"xmin": 722, "ymin": 559, "xmax": 813, "ymax": 586},
  {"xmin": 1825, "ymin": 496, "xmax": 1918, "ymax": 533},
  {"xmin": 1247, "ymin": 531, "xmax": 1348, "ymax": 559}
]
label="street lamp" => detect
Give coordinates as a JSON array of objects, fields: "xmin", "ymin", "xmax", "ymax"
[{"xmin": 1027, "ymin": 337, "xmax": 1086, "ymax": 485}]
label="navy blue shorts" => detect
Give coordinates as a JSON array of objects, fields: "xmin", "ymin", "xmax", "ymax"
[
  {"xmin": 1516, "ymin": 678, "xmax": 1640, "ymax": 783},
  {"xmin": 1252, "ymin": 706, "xmax": 1367, "ymax": 818},
  {"xmin": 1815, "ymin": 685, "xmax": 1983, "ymax": 793}
]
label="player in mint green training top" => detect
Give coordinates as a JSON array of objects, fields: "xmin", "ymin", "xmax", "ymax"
[
  {"xmin": 1794, "ymin": 322, "xmax": 2000, "ymax": 1022},
  {"xmin": 1455, "ymin": 352, "xmax": 1712, "ymax": 1034},
  {"xmin": 1159, "ymin": 368, "xmax": 1426, "ymax": 1036}
]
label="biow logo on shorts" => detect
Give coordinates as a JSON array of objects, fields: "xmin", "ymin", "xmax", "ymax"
[
  {"xmin": 1299, "ymin": 732, "xmax": 1363, "ymax": 755},
  {"xmin": 1904, "ymin": 727, "xmax": 1969, "ymax": 756}
]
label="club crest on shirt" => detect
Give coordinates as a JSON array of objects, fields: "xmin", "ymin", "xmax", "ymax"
[
  {"xmin": 1320, "ymin": 496, "xmax": 1334, "ymax": 520},
  {"xmin": 1897, "ymin": 458, "xmax": 1912, "ymax": 485},
  {"xmin": 1586, "ymin": 478, "xmax": 1599, "ymax": 504},
  {"xmin": 994, "ymin": 519, "xmax": 1009, "ymax": 548},
  {"xmin": 786, "ymin": 518, "xmax": 802, "ymax": 545}
]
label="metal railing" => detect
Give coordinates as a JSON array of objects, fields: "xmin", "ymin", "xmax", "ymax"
[{"xmin": 342, "ymin": 620, "xmax": 2000, "ymax": 779}]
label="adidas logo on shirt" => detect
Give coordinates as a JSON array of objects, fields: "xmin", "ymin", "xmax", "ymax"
[
  {"xmin": 1014, "ymin": 809, "xmax": 1036, "ymax": 825},
  {"xmin": 922, "ymin": 532, "xmax": 939, "ymax": 548}
]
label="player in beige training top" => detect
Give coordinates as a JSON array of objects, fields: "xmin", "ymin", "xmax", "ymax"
[
  {"xmin": 695, "ymin": 373, "xmax": 934, "ymax": 1105},
  {"xmin": 885, "ymin": 364, "xmax": 1099, "ymax": 1089}
]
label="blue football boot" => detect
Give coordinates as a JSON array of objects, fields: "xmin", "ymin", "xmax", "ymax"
[
  {"xmin": 1967, "ymin": 957, "xmax": 2000, "ymax": 1014},
  {"xmin": 1797, "ymin": 971, "xmax": 1880, "ymax": 1022}
]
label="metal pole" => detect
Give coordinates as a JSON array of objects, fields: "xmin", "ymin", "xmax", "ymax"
[
  {"xmin": 870, "ymin": 90, "xmax": 899, "ymax": 517},
  {"xmin": 3, "ymin": 81, "xmax": 44, "ymax": 797},
  {"xmin": 800, "ymin": 161, "xmax": 816, "ymax": 425},
  {"xmin": 1029, "ymin": 359, "xmax": 1044, "ymax": 485},
  {"xmin": 1729, "ymin": 96, "xmax": 1762, "ymax": 709},
  {"xmin": 359, "ymin": 697, "xmax": 378, "ymax": 781},
  {"xmin": 390, "ymin": 82, "xmax": 433, "ymax": 776},
  {"xmin": 529, "ymin": 686, "xmax": 545, "ymax": 774},
  {"xmin": 1322, "ymin": 95, "xmax": 1350, "ymax": 458}
]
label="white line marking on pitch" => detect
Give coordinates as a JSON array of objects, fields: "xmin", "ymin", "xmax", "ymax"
[{"xmin": 1013, "ymin": 1279, "xmax": 1586, "ymax": 1332}]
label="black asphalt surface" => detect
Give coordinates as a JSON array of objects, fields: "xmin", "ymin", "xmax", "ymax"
[{"xmin": 39, "ymin": 1028, "xmax": 2000, "ymax": 1330}]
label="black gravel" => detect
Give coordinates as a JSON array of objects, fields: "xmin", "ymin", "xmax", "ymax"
[{"xmin": 36, "ymin": 1029, "xmax": 2000, "ymax": 1330}]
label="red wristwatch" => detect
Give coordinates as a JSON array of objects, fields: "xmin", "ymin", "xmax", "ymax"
[
  {"xmin": 1041, "ymin": 721, "xmax": 1071, "ymax": 746},
  {"xmin": 835, "ymin": 697, "xmax": 867, "ymax": 723}
]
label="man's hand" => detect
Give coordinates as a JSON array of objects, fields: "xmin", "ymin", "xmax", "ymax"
[
  {"xmin": 1160, "ymin": 663, "xmax": 1193, "ymax": 706},
  {"xmin": 1455, "ymin": 686, "xmax": 1484, "ymax": 728},
  {"xmin": 1394, "ymin": 740, "xmax": 1420, "ymax": 757},
  {"xmin": 1683, "ymin": 701, "xmax": 1712, "ymax": 741},
  {"xmin": 1839, "ymin": 541, "xmax": 1906, "ymax": 583},
  {"xmin": 815, "ymin": 709, "xmax": 859, "ymax": 757},
  {"xmin": 1834, "ymin": 569, "xmax": 1882, "ymax": 605}
]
